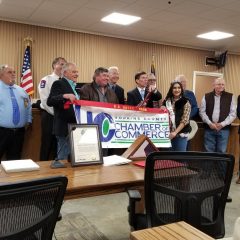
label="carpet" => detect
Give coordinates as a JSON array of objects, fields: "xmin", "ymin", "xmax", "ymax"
[{"xmin": 54, "ymin": 212, "xmax": 109, "ymax": 240}]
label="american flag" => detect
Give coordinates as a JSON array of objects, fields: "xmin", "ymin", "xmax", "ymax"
[
  {"xmin": 21, "ymin": 46, "xmax": 34, "ymax": 95},
  {"xmin": 151, "ymin": 55, "xmax": 156, "ymax": 76}
]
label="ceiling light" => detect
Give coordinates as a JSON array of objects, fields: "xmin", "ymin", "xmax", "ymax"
[
  {"xmin": 101, "ymin": 12, "xmax": 141, "ymax": 26},
  {"xmin": 197, "ymin": 31, "xmax": 234, "ymax": 40}
]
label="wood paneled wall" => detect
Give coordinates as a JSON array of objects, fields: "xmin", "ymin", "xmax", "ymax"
[{"xmin": 1, "ymin": 20, "xmax": 239, "ymax": 99}]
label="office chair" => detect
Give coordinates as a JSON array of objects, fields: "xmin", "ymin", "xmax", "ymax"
[
  {"xmin": 0, "ymin": 176, "xmax": 68, "ymax": 240},
  {"xmin": 127, "ymin": 151, "xmax": 234, "ymax": 239}
]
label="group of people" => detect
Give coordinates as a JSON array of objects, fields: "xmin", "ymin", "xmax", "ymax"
[{"xmin": 0, "ymin": 59, "xmax": 239, "ymax": 179}]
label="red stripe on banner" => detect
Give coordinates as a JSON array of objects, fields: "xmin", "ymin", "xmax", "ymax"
[{"xmin": 64, "ymin": 100, "xmax": 168, "ymax": 113}]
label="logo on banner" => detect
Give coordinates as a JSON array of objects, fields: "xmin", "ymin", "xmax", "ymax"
[{"xmin": 93, "ymin": 113, "xmax": 115, "ymax": 142}]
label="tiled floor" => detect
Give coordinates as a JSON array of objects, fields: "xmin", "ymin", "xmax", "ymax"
[{"xmin": 57, "ymin": 176, "xmax": 240, "ymax": 240}]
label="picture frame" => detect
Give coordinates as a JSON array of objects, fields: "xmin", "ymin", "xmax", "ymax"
[{"xmin": 68, "ymin": 124, "xmax": 103, "ymax": 167}]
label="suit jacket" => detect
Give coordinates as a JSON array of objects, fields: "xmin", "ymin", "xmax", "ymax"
[
  {"xmin": 114, "ymin": 84, "xmax": 125, "ymax": 104},
  {"xmin": 127, "ymin": 87, "xmax": 162, "ymax": 108},
  {"xmin": 47, "ymin": 78, "xmax": 77, "ymax": 137}
]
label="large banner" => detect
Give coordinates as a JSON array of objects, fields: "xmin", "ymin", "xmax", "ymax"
[{"xmin": 66, "ymin": 100, "xmax": 171, "ymax": 148}]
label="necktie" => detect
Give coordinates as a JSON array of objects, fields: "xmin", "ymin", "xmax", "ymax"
[
  {"xmin": 112, "ymin": 85, "xmax": 115, "ymax": 92},
  {"xmin": 140, "ymin": 89, "xmax": 145, "ymax": 100},
  {"xmin": 9, "ymin": 87, "xmax": 20, "ymax": 125}
]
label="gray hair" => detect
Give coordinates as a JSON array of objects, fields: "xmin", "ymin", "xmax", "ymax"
[
  {"xmin": 147, "ymin": 73, "xmax": 156, "ymax": 80},
  {"xmin": 108, "ymin": 66, "xmax": 119, "ymax": 72},
  {"xmin": 175, "ymin": 74, "xmax": 186, "ymax": 83},
  {"xmin": 0, "ymin": 64, "xmax": 8, "ymax": 75},
  {"xmin": 61, "ymin": 62, "xmax": 76, "ymax": 77}
]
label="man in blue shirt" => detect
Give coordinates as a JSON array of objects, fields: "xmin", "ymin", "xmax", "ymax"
[
  {"xmin": 175, "ymin": 74, "xmax": 199, "ymax": 119},
  {"xmin": 0, "ymin": 64, "xmax": 32, "ymax": 161}
]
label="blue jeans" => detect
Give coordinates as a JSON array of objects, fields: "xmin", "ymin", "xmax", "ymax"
[
  {"xmin": 204, "ymin": 128, "xmax": 230, "ymax": 153},
  {"xmin": 171, "ymin": 136, "xmax": 188, "ymax": 151},
  {"xmin": 56, "ymin": 136, "xmax": 70, "ymax": 160}
]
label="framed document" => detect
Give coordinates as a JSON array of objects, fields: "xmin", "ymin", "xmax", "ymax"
[{"xmin": 68, "ymin": 124, "xmax": 103, "ymax": 167}]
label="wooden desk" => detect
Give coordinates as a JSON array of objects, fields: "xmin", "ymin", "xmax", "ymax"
[
  {"xmin": 130, "ymin": 221, "xmax": 214, "ymax": 240},
  {"xmin": 0, "ymin": 161, "xmax": 144, "ymax": 200}
]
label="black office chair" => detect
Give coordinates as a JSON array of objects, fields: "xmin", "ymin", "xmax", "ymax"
[
  {"xmin": 127, "ymin": 151, "xmax": 234, "ymax": 239},
  {"xmin": 0, "ymin": 176, "xmax": 68, "ymax": 240}
]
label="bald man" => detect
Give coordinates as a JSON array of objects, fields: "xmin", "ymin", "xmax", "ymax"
[{"xmin": 199, "ymin": 78, "xmax": 236, "ymax": 153}]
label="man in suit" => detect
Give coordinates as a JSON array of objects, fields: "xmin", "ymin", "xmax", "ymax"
[
  {"xmin": 0, "ymin": 64, "xmax": 32, "ymax": 160},
  {"xmin": 127, "ymin": 71, "xmax": 162, "ymax": 107},
  {"xmin": 175, "ymin": 74, "xmax": 198, "ymax": 119},
  {"xmin": 47, "ymin": 63, "xmax": 79, "ymax": 160},
  {"xmin": 38, "ymin": 57, "xmax": 67, "ymax": 161},
  {"xmin": 108, "ymin": 66, "xmax": 125, "ymax": 104}
]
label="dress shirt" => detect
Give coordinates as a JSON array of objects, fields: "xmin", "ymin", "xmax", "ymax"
[
  {"xmin": 0, "ymin": 80, "xmax": 32, "ymax": 128},
  {"xmin": 109, "ymin": 83, "xmax": 115, "ymax": 91},
  {"xmin": 66, "ymin": 78, "xmax": 80, "ymax": 100},
  {"xmin": 137, "ymin": 87, "xmax": 145, "ymax": 100},
  {"xmin": 38, "ymin": 72, "xmax": 59, "ymax": 115},
  {"xmin": 199, "ymin": 94, "xmax": 236, "ymax": 127}
]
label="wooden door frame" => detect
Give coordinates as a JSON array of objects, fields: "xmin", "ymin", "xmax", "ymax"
[{"xmin": 192, "ymin": 71, "xmax": 223, "ymax": 94}]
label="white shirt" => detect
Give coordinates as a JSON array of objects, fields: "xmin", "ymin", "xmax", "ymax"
[
  {"xmin": 199, "ymin": 93, "xmax": 236, "ymax": 127},
  {"xmin": 38, "ymin": 72, "xmax": 59, "ymax": 115}
]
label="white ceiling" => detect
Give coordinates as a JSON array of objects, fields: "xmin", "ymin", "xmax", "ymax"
[{"xmin": 1, "ymin": 0, "xmax": 240, "ymax": 53}]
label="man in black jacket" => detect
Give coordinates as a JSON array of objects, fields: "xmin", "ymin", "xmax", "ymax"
[
  {"xmin": 127, "ymin": 71, "xmax": 162, "ymax": 107},
  {"xmin": 47, "ymin": 63, "xmax": 79, "ymax": 160},
  {"xmin": 108, "ymin": 66, "xmax": 125, "ymax": 104}
]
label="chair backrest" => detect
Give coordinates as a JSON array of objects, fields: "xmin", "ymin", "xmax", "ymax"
[
  {"xmin": 144, "ymin": 151, "xmax": 235, "ymax": 239},
  {"xmin": 0, "ymin": 176, "xmax": 68, "ymax": 240}
]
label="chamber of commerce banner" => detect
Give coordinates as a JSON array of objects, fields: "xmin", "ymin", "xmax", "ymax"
[{"xmin": 65, "ymin": 100, "xmax": 171, "ymax": 148}]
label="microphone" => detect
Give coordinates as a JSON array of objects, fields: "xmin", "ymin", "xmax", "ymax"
[{"xmin": 50, "ymin": 126, "xmax": 76, "ymax": 169}]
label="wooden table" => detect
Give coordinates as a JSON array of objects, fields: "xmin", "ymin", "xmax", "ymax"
[
  {"xmin": 0, "ymin": 161, "xmax": 144, "ymax": 200},
  {"xmin": 130, "ymin": 221, "xmax": 214, "ymax": 240}
]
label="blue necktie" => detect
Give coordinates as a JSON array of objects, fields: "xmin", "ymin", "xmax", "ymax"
[
  {"xmin": 140, "ymin": 89, "xmax": 145, "ymax": 100},
  {"xmin": 9, "ymin": 87, "xmax": 20, "ymax": 125}
]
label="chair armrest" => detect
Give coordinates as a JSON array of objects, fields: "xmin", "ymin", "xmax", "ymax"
[
  {"xmin": 127, "ymin": 189, "xmax": 142, "ymax": 229},
  {"xmin": 127, "ymin": 189, "xmax": 142, "ymax": 201}
]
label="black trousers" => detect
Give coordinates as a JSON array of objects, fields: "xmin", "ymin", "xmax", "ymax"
[
  {"xmin": 0, "ymin": 127, "xmax": 25, "ymax": 161},
  {"xmin": 39, "ymin": 111, "xmax": 57, "ymax": 161}
]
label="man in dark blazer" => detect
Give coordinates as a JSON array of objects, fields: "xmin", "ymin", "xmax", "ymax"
[
  {"xmin": 127, "ymin": 71, "xmax": 162, "ymax": 107},
  {"xmin": 47, "ymin": 63, "xmax": 79, "ymax": 160},
  {"xmin": 108, "ymin": 66, "xmax": 125, "ymax": 104}
]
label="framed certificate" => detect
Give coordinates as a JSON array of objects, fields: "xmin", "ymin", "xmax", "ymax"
[{"xmin": 68, "ymin": 124, "xmax": 103, "ymax": 167}]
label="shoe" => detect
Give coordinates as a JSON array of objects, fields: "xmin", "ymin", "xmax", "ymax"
[
  {"xmin": 236, "ymin": 178, "xmax": 240, "ymax": 184},
  {"xmin": 226, "ymin": 196, "xmax": 232, "ymax": 203}
]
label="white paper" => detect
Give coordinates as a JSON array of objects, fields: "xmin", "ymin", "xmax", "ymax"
[
  {"xmin": 1, "ymin": 159, "xmax": 40, "ymax": 173},
  {"xmin": 103, "ymin": 155, "xmax": 132, "ymax": 166}
]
